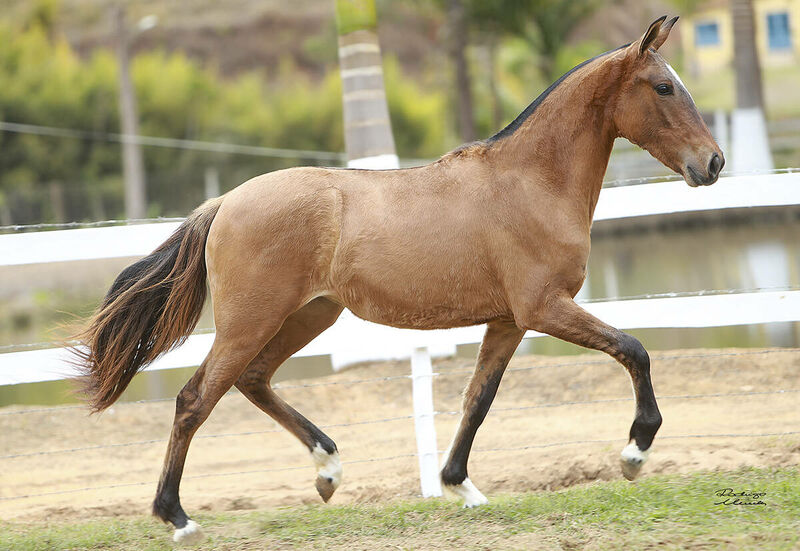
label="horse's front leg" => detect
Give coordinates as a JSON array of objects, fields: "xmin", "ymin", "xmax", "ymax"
[
  {"xmin": 441, "ymin": 320, "xmax": 525, "ymax": 506},
  {"xmin": 519, "ymin": 292, "xmax": 662, "ymax": 480}
]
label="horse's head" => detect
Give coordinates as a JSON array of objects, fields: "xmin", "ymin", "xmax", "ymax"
[{"xmin": 614, "ymin": 16, "xmax": 724, "ymax": 187}]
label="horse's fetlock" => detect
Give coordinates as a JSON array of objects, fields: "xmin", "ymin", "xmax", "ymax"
[{"xmin": 440, "ymin": 464, "xmax": 466, "ymax": 487}]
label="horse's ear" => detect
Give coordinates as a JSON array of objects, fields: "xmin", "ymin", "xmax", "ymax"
[
  {"xmin": 651, "ymin": 16, "xmax": 679, "ymax": 50},
  {"xmin": 637, "ymin": 15, "xmax": 668, "ymax": 56}
]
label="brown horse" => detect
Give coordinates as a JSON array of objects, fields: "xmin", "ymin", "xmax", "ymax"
[{"xmin": 74, "ymin": 16, "xmax": 722, "ymax": 543}]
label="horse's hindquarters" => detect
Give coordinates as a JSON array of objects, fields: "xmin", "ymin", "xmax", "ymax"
[{"xmin": 205, "ymin": 169, "xmax": 343, "ymax": 310}]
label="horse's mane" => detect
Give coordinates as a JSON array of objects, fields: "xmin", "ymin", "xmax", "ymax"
[{"xmin": 485, "ymin": 42, "xmax": 631, "ymax": 143}]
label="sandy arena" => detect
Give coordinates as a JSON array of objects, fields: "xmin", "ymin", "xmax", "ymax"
[{"xmin": 1, "ymin": 348, "xmax": 798, "ymax": 522}]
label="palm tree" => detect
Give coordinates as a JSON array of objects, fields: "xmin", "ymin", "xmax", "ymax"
[
  {"xmin": 730, "ymin": 0, "xmax": 773, "ymax": 171},
  {"xmin": 335, "ymin": 0, "xmax": 398, "ymax": 169},
  {"xmin": 732, "ymin": 0, "xmax": 766, "ymax": 109},
  {"xmin": 447, "ymin": 0, "xmax": 477, "ymax": 142}
]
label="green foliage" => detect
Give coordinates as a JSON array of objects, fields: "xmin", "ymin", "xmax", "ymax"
[
  {"xmin": 383, "ymin": 57, "xmax": 446, "ymax": 158},
  {"xmin": 335, "ymin": 0, "xmax": 378, "ymax": 35},
  {"xmin": 461, "ymin": 0, "xmax": 607, "ymax": 82},
  {"xmin": 0, "ymin": 22, "xmax": 446, "ymax": 224},
  {"xmin": 24, "ymin": 0, "xmax": 60, "ymax": 34}
]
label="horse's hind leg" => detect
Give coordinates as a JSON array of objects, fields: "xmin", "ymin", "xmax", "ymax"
[
  {"xmin": 152, "ymin": 297, "xmax": 301, "ymax": 543},
  {"xmin": 522, "ymin": 293, "xmax": 662, "ymax": 480},
  {"xmin": 440, "ymin": 320, "xmax": 525, "ymax": 506},
  {"xmin": 234, "ymin": 297, "xmax": 344, "ymax": 502}
]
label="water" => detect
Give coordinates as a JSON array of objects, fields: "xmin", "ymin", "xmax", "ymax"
[{"xmin": 1, "ymin": 209, "xmax": 798, "ymax": 407}]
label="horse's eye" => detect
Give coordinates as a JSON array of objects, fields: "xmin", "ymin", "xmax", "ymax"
[{"xmin": 655, "ymin": 83, "xmax": 673, "ymax": 96}]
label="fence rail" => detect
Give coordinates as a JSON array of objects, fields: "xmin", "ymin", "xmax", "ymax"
[{"xmin": 2, "ymin": 287, "xmax": 798, "ymax": 386}]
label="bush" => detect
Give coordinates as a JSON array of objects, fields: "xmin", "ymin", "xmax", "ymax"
[{"xmin": 0, "ymin": 23, "xmax": 448, "ymax": 223}]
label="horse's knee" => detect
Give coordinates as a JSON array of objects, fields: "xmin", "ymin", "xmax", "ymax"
[{"xmin": 616, "ymin": 332, "xmax": 649, "ymax": 370}]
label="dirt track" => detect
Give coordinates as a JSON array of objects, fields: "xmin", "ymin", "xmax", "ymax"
[{"xmin": 1, "ymin": 348, "xmax": 798, "ymax": 523}]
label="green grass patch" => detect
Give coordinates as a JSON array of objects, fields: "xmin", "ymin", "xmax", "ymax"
[{"xmin": 2, "ymin": 467, "xmax": 798, "ymax": 550}]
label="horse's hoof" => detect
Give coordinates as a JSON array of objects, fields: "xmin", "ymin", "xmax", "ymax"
[
  {"xmin": 620, "ymin": 441, "xmax": 650, "ymax": 481},
  {"xmin": 315, "ymin": 474, "xmax": 337, "ymax": 503},
  {"xmin": 173, "ymin": 519, "xmax": 205, "ymax": 545},
  {"xmin": 311, "ymin": 444, "xmax": 341, "ymax": 503},
  {"xmin": 442, "ymin": 477, "xmax": 489, "ymax": 508}
]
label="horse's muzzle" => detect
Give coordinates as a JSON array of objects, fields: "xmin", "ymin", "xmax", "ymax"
[{"xmin": 686, "ymin": 152, "xmax": 724, "ymax": 187}]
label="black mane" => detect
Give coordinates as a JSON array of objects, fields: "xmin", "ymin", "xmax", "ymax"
[{"xmin": 486, "ymin": 43, "xmax": 631, "ymax": 143}]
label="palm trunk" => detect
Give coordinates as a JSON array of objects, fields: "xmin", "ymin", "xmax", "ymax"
[
  {"xmin": 730, "ymin": 0, "xmax": 773, "ymax": 171},
  {"xmin": 335, "ymin": 0, "xmax": 398, "ymax": 169},
  {"xmin": 731, "ymin": 0, "xmax": 765, "ymax": 109}
]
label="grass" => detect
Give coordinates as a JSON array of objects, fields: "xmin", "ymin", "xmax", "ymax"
[{"xmin": 2, "ymin": 467, "xmax": 799, "ymax": 550}]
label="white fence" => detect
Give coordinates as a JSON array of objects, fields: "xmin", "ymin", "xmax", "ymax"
[{"xmin": 1, "ymin": 172, "xmax": 800, "ymax": 498}]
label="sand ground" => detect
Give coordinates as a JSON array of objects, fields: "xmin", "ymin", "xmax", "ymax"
[{"xmin": 1, "ymin": 348, "xmax": 798, "ymax": 523}]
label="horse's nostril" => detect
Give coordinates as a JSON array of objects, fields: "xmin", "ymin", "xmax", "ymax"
[{"xmin": 708, "ymin": 153, "xmax": 722, "ymax": 179}]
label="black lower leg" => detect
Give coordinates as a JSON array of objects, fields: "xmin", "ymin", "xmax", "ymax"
[
  {"xmin": 237, "ymin": 383, "xmax": 337, "ymax": 455},
  {"xmin": 629, "ymin": 374, "xmax": 662, "ymax": 450},
  {"xmin": 153, "ymin": 473, "xmax": 190, "ymax": 528},
  {"xmin": 441, "ymin": 367, "xmax": 505, "ymax": 487},
  {"xmin": 617, "ymin": 333, "xmax": 662, "ymax": 450},
  {"xmin": 152, "ymin": 378, "xmax": 204, "ymax": 528}
]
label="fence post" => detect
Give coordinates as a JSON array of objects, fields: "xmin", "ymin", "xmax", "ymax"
[{"xmin": 411, "ymin": 347, "xmax": 442, "ymax": 497}]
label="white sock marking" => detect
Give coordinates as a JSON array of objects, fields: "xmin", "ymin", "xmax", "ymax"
[
  {"xmin": 620, "ymin": 441, "xmax": 651, "ymax": 480},
  {"xmin": 173, "ymin": 519, "xmax": 204, "ymax": 544},
  {"xmin": 621, "ymin": 441, "xmax": 650, "ymax": 465},
  {"xmin": 443, "ymin": 477, "xmax": 488, "ymax": 508},
  {"xmin": 311, "ymin": 443, "xmax": 342, "ymax": 487}
]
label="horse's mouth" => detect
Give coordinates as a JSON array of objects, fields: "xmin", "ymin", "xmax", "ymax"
[{"xmin": 686, "ymin": 166, "xmax": 717, "ymax": 187}]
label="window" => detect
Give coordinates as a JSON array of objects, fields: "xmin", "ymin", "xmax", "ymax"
[
  {"xmin": 767, "ymin": 12, "xmax": 792, "ymax": 50},
  {"xmin": 695, "ymin": 22, "xmax": 720, "ymax": 47}
]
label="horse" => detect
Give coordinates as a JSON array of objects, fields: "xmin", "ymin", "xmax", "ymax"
[{"xmin": 73, "ymin": 16, "xmax": 723, "ymax": 543}]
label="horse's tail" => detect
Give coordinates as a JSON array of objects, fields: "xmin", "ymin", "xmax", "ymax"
[{"xmin": 72, "ymin": 196, "xmax": 224, "ymax": 412}]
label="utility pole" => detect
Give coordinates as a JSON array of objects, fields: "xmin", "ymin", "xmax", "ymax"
[
  {"xmin": 114, "ymin": 6, "xmax": 147, "ymax": 219},
  {"xmin": 335, "ymin": 0, "xmax": 398, "ymax": 169}
]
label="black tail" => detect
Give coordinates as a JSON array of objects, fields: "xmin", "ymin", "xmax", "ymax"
[{"xmin": 71, "ymin": 197, "xmax": 223, "ymax": 412}]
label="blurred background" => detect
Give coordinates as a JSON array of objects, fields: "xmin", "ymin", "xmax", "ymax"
[{"xmin": 1, "ymin": 0, "xmax": 799, "ymax": 405}]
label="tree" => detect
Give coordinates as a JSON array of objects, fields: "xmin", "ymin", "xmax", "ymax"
[
  {"xmin": 730, "ymin": 0, "xmax": 773, "ymax": 171},
  {"xmin": 334, "ymin": 0, "xmax": 398, "ymax": 168},
  {"xmin": 467, "ymin": 0, "xmax": 604, "ymax": 83},
  {"xmin": 113, "ymin": 6, "xmax": 147, "ymax": 219},
  {"xmin": 446, "ymin": 0, "xmax": 477, "ymax": 142},
  {"xmin": 731, "ymin": 0, "xmax": 765, "ymax": 110}
]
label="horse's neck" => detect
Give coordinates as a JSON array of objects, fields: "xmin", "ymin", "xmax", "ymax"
[{"xmin": 490, "ymin": 72, "xmax": 619, "ymax": 225}]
